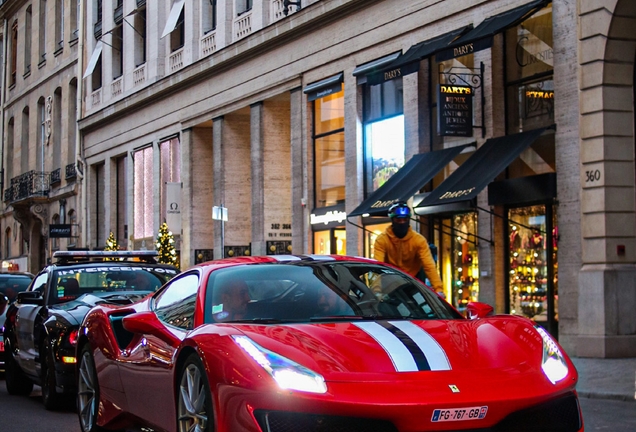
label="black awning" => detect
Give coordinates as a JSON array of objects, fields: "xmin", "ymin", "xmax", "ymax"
[
  {"xmin": 415, "ymin": 128, "xmax": 547, "ymax": 209},
  {"xmin": 436, "ymin": 0, "xmax": 549, "ymax": 61},
  {"xmin": 304, "ymin": 73, "xmax": 344, "ymax": 101},
  {"xmin": 367, "ymin": 27, "xmax": 471, "ymax": 86},
  {"xmin": 348, "ymin": 146, "xmax": 468, "ymax": 217}
]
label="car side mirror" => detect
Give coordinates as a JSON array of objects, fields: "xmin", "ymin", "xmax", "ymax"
[
  {"xmin": 17, "ymin": 290, "xmax": 45, "ymax": 306},
  {"xmin": 122, "ymin": 311, "xmax": 180, "ymax": 346},
  {"xmin": 466, "ymin": 302, "xmax": 494, "ymax": 319}
]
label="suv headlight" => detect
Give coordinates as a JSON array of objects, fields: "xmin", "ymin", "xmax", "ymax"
[
  {"xmin": 536, "ymin": 326, "xmax": 568, "ymax": 384},
  {"xmin": 233, "ymin": 335, "xmax": 327, "ymax": 394}
]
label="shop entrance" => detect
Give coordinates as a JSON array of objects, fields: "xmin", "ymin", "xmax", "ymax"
[
  {"xmin": 431, "ymin": 212, "xmax": 479, "ymax": 314},
  {"xmin": 506, "ymin": 204, "xmax": 558, "ymax": 337},
  {"xmin": 313, "ymin": 228, "xmax": 346, "ymax": 255}
]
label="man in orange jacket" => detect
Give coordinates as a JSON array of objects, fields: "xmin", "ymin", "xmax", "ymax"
[{"xmin": 373, "ymin": 201, "xmax": 443, "ymax": 291}]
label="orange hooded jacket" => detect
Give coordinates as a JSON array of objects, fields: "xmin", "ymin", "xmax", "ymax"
[{"xmin": 373, "ymin": 225, "xmax": 443, "ymax": 291}]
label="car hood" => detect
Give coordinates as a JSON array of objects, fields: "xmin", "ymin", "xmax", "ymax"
[
  {"xmin": 230, "ymin": 316, "xmax": 574, "ymax": 388},
  {"xmin": 50, "ymin": 292, "xmax": 151, "ymax": 326}
]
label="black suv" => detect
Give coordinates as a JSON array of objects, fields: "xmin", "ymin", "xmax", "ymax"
[
  {"xmin": 0, "ymin": 272, "xmax": 35, "ymax": 371},
  {"xmin": 3, "ymin": 251, "xmax": 179, "ymax": 409}
]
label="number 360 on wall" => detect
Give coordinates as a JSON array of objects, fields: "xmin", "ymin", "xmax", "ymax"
[{"xmin": 584, "ymin": 168, "xmax": 602, "ymax": 185}]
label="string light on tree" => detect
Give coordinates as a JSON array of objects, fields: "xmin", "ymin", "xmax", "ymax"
[
  {"xmin": 104, "ymin": 232, "xmax": 119, "ymax": 251},
  {"xmin": 156, "ymin": 222, "xmax": 178, "ymax": 266}
]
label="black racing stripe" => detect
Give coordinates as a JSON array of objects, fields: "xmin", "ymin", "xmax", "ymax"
[{"xmin": 378, "ymin": 321, "xmax": 431, "ymax": 371}]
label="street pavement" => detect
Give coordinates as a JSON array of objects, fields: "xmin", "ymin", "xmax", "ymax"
[{"xmin": 571, "ymin": 356, "xmax": 636, "ymax": 402}]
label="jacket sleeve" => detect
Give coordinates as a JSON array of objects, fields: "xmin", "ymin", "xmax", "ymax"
[
  {"xmin": 417, "ymin": 239, "xmax": 443, "ymax": 291},
  {"xmin": 373, "ymin": 233, "xmax": 387, "ymax": 263}
]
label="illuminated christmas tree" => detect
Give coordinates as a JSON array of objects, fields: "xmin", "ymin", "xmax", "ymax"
[
  {"xmin": 104, "ymin": 232, "xmax": 119, "ymax": 251},
  {"xmin": 156, "ymin": 222, "xmax": 178, "ymax": 267}
]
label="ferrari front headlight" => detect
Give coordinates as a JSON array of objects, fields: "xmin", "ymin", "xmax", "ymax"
[
  {"xmin": 536, "ymin": 326, "xmax": 568, "ymax": 384},
  {"xmin": 233, "ymin": 335, "xmax": 327, "ymax": 394}
]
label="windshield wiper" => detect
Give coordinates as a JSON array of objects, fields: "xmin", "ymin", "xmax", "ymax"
[{"xmin": 309, "ymin": 315, "xmax": 401, "ymax": 322}]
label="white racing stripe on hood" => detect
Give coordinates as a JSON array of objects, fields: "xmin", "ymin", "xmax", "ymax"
[
  {"xmin": 389, "ymin": 321, "xmax": 451, "ymax": 371},
  {"xmin": 354, "ymin": 322, "xmax": 418, "ymax": 372}
]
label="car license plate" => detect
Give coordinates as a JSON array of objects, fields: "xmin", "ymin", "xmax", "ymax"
[
  {"xmin": 0, "ymin": 341, "xmax": 4, "ymax": 352},
  {"xmin": 431, "ymin": 406, "xmax": 488, "ymax": 422}
]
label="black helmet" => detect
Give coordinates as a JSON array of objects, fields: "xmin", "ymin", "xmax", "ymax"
[{"xmin": 388, "ymin": 201, "xmax": 411, "ymax": 219}]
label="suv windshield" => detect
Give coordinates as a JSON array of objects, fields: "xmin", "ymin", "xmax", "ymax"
[
  {"xmin": 51, "ymin": 266, "xmax": 179, "ymax": 304},
  {"xmin": 204, "ymin": 262, "xmax": 462, "ymax": 323}
]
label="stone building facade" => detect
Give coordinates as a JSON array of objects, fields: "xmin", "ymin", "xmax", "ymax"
[
  {"xmin": 0, "ymin": 0, "xmax": 81, "ymax": 274},
  {"xmin": 0, "ymin": 0, "xmax": 630, "ymax": 358}
]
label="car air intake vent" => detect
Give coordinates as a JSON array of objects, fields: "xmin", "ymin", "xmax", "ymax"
[
  {"xmin": 494, "ymin": 392, "xmax": 582, "ymax": 432},
  {"xmin": 254, "ymin": 411, "xmax": 398, "ymax": 432}
]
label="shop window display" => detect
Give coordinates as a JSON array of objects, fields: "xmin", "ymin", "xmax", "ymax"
[
  {"xmin": 451, "ymin": 213, "xmax": 479, "ymax": 311},
  {"xmin": 508, "ymin": 205, "xmax": 557, "ymax": 323}
]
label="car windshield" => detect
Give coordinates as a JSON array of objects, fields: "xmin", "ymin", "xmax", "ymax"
[
  {"xmin": 0, "ymin": 275, "xmax": 33, "ymax": 301},
  {"xmin": 204, "ymin": 262, "xmax": 462, "ymax": 323},
  {"xmin": 51, "ymin": 265, "xmax": 179, "ymax": 304}
]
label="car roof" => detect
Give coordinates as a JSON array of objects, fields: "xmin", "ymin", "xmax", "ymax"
[
  {"xmin": 0, "ymin": 271, "xmax": 35, "ymax": 278},
  {"xmin": 192, "ymin": 254, "xmax": 379, "ymax": 270}
]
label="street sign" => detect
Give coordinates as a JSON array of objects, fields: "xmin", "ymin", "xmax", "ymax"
[{"xmin": 212, "ymin": 206, "xmax": 228, "ymax": 221}]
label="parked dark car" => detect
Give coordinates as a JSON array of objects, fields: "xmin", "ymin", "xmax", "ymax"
[
  {"xmin": 0, "ymin": 271, "xmax": 35, "ymax": 371},
  {"xmin": 3, "ymin": 251, "xmax": 179, "ymax": 410}
]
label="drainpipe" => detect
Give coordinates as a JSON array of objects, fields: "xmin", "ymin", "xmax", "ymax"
[{"xmin": 77, "ymin": 0, "xmax": 87, "ymax": 248}]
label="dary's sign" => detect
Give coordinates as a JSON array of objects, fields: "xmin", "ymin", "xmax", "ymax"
[{"xmin": 438, "ymin": 85, "xmax": 473, "ymax": 137}]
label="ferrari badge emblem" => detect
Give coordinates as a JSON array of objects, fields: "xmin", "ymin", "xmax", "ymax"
[{"xmin": 449, "ymin": 385, "xmax": 460, "ymax": 393}]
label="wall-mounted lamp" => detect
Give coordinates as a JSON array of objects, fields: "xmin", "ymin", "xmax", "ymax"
[{"xmin": 283, "ymin": 0, "xmax": 301, "ymax": 16}]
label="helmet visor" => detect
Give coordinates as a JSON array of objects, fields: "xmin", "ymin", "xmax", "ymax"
[{"xmin": 390, "ymin": 206, "xmax": 410, "ymax": 219}]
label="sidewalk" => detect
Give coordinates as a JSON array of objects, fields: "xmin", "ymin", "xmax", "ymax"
[{"xmin": 571, "ymin": 356, "xmax": 636, "ymax": 402}]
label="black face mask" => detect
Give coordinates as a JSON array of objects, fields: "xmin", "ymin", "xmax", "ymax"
[{"xmin": 392, "ymin": 222, "xmax": 409, "ymax": 239}]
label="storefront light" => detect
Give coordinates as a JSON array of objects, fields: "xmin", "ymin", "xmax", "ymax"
[{"xmin": 458, "ymin": 252, "xmax": 462, "ymax": 256}]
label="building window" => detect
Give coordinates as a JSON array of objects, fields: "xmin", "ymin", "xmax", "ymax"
[
  {"xmin": 134, "ymin": 6, "xmax": 147, "ymax": 66},
  {"xmin": 363, "ymin": 79, "xmax": 404, "ymax": 195},
  {"xmin": 7, "ymin": 118, "xmax": 14, "ymax": 180},
  {"xmin": 112, "ymin": 25, "xmax": 123, "ymax": 78},
  {"xmin": 55, "ymin": 0, "xmax": 64, "ymax": 49},
  {"xmin": 21, "ymin": 107, "xmax": 30, "ymax": 172},
  {"xmin": 25, "ymin": 8, "xmax": 32, "ymax": 75},
  {"xmin": 68, "ymin": 79, "xmax": 78, "ymax": 164},
  {"xmin": 19, "ymin": 225, "xmax": 26, "ymax": 256},
  {"xmin": 94, "ymin": 163, "xmax": 105, "ymax": 247},
  {"xmin": 39, "ymin": 0, "xmax": 47, "ymax": 63},
  {"xmin": 203, "ymin": 0, "xmax": 217, "ymax": 33},
  {"xmin": 505, "ymin": 3, "xmax": 553, "ymax": 133},
  {"xmin": 237, "ymin": 0, "xmax": 253, "ymax": 15},
  {"xmin": 134, "ymin": 146, "xmax": 154, "ymax": 239},
  {"xmin": 70, "ymin": 0, "xmax": 79, "ymax": 40},
  {"xmin": 171, "ymin": 6, "xmax": 185, "ymax": 52},
  {"xmin": 313, "ymin": 87, "xmax": 345, "ymax": 208},
  {"xmin": 505, "ymin": 3, "xmax": 555, "ymax": 178},
  {"xmin": 92, "ymin": 55, "xmax": 102, "ymax": 90},
  {"xmin": 10, "ymin": 20, "xmax": 17, "ymax": 85},
  {"xmin": 160, "ymin": 138, "xmax": 181, "ymax": 224},
  {"xmin": 116, "ymin": 156, "xmax": 127, "ymax": 248}
]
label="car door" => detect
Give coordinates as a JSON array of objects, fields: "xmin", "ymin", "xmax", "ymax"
[
  {"xmin": 14, "ymin": 271, "xmax": 48, "ymax": 375},
  {"xmin": 119, "ymin": 271, "xmax": 200, "ymax": 431}
]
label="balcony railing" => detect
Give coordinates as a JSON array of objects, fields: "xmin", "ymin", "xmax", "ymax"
[
  {"xmin": 50, "ymin": 168, "xmax": 61, "ymax": 185},
  {"xmin": 234, "ymin": 12, "xmax": 252, "ymax": 41},
  {"xmin": 65, "ymin": 163, "xmax": 77, "ymax": 180},
  {"xmin": 3, "ymin": 171, "xmax": 50, "ymax": 203}
]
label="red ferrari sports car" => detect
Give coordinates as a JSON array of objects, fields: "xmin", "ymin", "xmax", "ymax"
[{"xmin": 76, "ymin": 255, "xmax": 583, "ymax": 432}]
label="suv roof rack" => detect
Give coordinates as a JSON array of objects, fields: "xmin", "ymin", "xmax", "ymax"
[{"xmin": 52, "ymin": 250, "xmax": 159, "ymax": 264}]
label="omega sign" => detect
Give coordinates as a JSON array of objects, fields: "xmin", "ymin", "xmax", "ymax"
[{"xmin": 438, "ymin": 85, "xmax": 473, "ymax": 137}]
